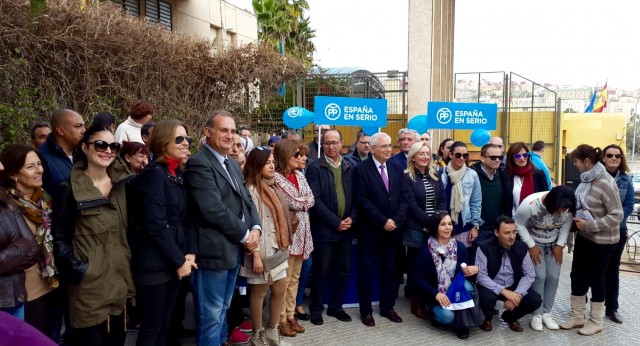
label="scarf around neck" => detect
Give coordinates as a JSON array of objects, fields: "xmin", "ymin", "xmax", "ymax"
[
  {"xmin": 511, "ymin": 164, "xmax": 535, "ymax": 204},
  {"xmin": 8, "ymin": 187, "xmax": 58, "ymax": 288},
  {"xmin": 446, "ymin": 161, "xmax": 466, "ymax": 223},
  {"xmin": 261, "ymin": 178, "xmax": 291, "ymax": 250},
  {"xmin": 428, "ymin": 236, "xmax": 458, "ymax": 293},
  {"xmin": 165, "ymin": 155, "xmax": 181, "ymax": 176},
  {"xmin": 575, "ymin": 161, "xmax": 607, "ymax": 210}
]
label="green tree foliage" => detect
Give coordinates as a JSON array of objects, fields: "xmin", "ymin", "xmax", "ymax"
[
  {"xmin": 252, "ymin": 0, "xmax": 315, "ymax": 67},
  {"xmin": 0, "ymin": 0, "xmax": 305, "ymax": 148}
]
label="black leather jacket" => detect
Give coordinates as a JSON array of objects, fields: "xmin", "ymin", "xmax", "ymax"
[{"xmin": 0, "ymin": 191, "xmax": 39, "ymax": 308}]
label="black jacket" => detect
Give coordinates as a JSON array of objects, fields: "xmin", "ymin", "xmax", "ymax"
[
  {"xmin": 305, "ymin": 157, "xmax": 356, "ymax": 242},
  {"xmin": 0, "ymin": 191, "xmax": 40, "ymax": 308},
  {"xmin": 128, "ymin": 161, "xmax": 187, "ymax": 284},
  {"xmin": 403, "ymin": 170, "xmax": 447, "ymax": 243}
]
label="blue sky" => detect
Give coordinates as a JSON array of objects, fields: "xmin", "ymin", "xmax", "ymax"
[{"xmin": 228, "ymin": 0, "xmax": 640, "ymax": 89}]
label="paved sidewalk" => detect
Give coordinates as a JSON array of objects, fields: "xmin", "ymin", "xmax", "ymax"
[{"xmin": 126, "ymin": 249, "xmax": 640, "ymax": 345}]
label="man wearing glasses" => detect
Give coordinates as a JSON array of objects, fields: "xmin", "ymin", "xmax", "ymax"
[
  {"xmin": 490, "ymin": 136, "xmax": 506, "ymax": 170},
  {"xmin": 440, "ymin": 141, "xmax": 483, "ymax": 260},
  {"xmin": 345, "ymin": 131, "xmax": 371, "ymax": 167},
  {"xmin": 307, "ymin": 124, "xmax": 330, "ymax": 162},
  {"xmin": 471, "ymin": 144, "xmax": 511, "ymax": 246}
]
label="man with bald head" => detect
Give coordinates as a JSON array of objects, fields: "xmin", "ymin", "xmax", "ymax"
[
  {"xmin": 39, "ymin": 109, "xmax": 86, "ymax": 195},
  {"xmin": 489, "ymin": 136, "xmax": 506, "ymax": 169}
]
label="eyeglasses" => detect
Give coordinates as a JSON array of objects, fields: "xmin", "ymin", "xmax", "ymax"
[
  {"xmin": 255, "ymin": 146, "xmax": 270, "ymax": 151},
  {"xmin": 292, "ymin": 151, "xmax": 301, "ymax": 158},
  {"xmin": 373, "ymin": 144, "xmax": 393, "ymax": 150},
  {"xmin": 605, "ymin": 153, "xmax": 622, "ymax": 159},
  {"xmin": 323, "ymin": 141, "xmax": 340, "ymax": 147},
  {"xmin": 514, "ymin": 153, "xmax": 529, "ymax": 160},
  {"xmin": 175, "ymin": 136, "xmax": 192, "ymax": 145},
  {"xmin": 483, "ymin": 155, "xmax": 504, "ymax": 161},
  {"xmin": 453, "ymin": 153, "xmax": 469, "ymax": 159},
  {"xmin": 87, "ymin": 140, "xmax": 121, "ymax": 153}
]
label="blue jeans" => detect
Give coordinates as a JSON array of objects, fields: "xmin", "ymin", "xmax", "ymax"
[
  {"xmin": 531, "ymin": 242, "xmax": 561, "ymax": 314},
  {"xmin": 0, "ymin": 304, "xmax": 24, "ymax": 319},
  {"xmin": 192, "ymin": 261, "xmax": 240, "ymax": 346},
  {"xmin": 296, "ymin": 257, "xmax": 313, "ymax": 306}
]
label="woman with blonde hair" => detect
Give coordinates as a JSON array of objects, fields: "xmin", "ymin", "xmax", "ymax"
[
  {"xmin": 272, "ymin": 139, "xmax": 314, "ymax": 337},
  {"xmin": 403, "ymin": 141, "xmax": 446, "ymax": 319},
  {"xmin": 240, "ymin": 146, "xmax": 292, "ymax": 346}
]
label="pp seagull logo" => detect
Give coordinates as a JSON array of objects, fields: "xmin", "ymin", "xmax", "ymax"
[
  {"xmin": 325, "ymin": 103, "xmax": 341, "ymax": 121},
  {"xmin": 287, "ymin": 107, "xmax": 302, "ymax": 118},
  {"xmin": 436, "ymin": 108, "xmax": 452, "ymax": 125}
]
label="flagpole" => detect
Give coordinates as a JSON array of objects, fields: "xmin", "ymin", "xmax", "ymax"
[{"xmin": 633, "ymin": 95, "xmax": 640, "ymax": 166}]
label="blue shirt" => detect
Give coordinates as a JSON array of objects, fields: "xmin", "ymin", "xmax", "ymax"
[{"xmin": 530, "ymin": 151, "xmax": 552, "ymax": 190}]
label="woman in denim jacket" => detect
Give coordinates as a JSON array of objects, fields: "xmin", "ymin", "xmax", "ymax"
[
  {"xmin": 440, "ymin": 142, "xmax": 483, "ymax": 251},
  {"xmin": 601, "ymin": 144, "xmax": 634, "ymax": 324}
]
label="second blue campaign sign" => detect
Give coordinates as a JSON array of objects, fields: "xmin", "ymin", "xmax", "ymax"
[{"xmin": 314, "ymin": 96, "xmax": 387, "ymax": 127}]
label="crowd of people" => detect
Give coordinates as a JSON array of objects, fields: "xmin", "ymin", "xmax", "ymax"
[{"xmin": 0, "ymin": 103, "xmax": 633, "ymax": 346}]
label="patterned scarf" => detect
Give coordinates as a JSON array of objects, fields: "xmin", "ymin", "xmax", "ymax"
[
  {"xmin": 510, "ymin": 164, "xmax": 535, "ymax": 204},
  {"xmin": 428, "ymin": 236, "xmax": 458, "ymax": 293},
  {"xmin": 575, "ymin": 161, "xmax": 607, "ymax": 210},
  {"xmin": 9, "ymin": 187, "xmax": 58, "ymax": 288},
  {"xmin": 446, "ymin": 161, "xmax": 466, "ymax": 223}
]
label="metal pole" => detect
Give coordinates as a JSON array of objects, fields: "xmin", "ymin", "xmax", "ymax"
[{"xmin": 633, "ymin": 95, "xmax": 640, "ymax": 165}]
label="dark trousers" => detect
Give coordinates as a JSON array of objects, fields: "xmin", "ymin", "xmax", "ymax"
[
  {"xmin": 606, "ymin": 228, "xmax": 627, "ymax": 312},
  {"xmin": 168, "ymin": 278, "xmax": 192, "ymax": 340},
  {"xmin": 405, "ymin": 246, "xmax": 422, "ymax": 299},
  {"xmin": 309, "ymin": 239, "xmax": 352, "ymax": 316},
  {"xmin": 25, "ymin": 288, "xmax": 62, "ymax": 341},
  {"xmin": 358, "ymin": 232, "xmax": 398, "ymax": 316},
  {"xmin": 478, "ymin": 285, "xmax": 541, "ymax": 323},
  {"xmin": 68, "ymin": 311, "xmax": 126, "ymax": 346},
  {"xmin": 571, "ymin": 234, "xmax": 616, "ymax": 302},
  {"xmin": 136, "ymin": 279, "xmax": 181, "ymax": 346}
]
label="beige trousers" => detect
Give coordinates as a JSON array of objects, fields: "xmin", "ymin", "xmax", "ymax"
[{"xmin": 280, "ymin": 255, "xmax": 304, "ymax": 322}]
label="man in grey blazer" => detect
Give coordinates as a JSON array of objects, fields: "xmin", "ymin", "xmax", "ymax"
[{"xmin": 185, "ymin": 110, "xmax": 261, "ymax": 346}]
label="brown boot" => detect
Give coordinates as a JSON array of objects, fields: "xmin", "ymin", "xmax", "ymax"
[
  {"xmin": 288, "ymin": 318, "xmax": 305, "ymax": 333},
  {"xmin": 411, "ymin": 297, "xmax": 428, "ymax": 320},
  {"xmin": 279, "ymin": 321, "xmax": 296, "ymax": 337}
]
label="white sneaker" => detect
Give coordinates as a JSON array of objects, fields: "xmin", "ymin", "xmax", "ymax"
[
  {"xmin": 542, "ymin": 313, "xmax": 560, "ymax": 330},
  {"xmin": 530, "ymin": 314, "xmax": 543, "ymax": 331}
]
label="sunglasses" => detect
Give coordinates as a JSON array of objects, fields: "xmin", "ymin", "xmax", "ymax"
[
  {"xmin": 175, "ymin": 136, "xmax": 193, "ymax": 145},
  {"xmin": 605, "ymin": 153, "xmax": 622, "ymax": 159},
  {"xmin": 292, "ymin": 151, "xmax": 301, "ymax": 158},
  {"xmin": 255, "ymin": 146, "xmax": 270, "ymax": 151},
  {"xmin": 483, "ymin": 155, "xmax": 504, "ymax": 161},
  {"xmin": 453, "ymin": 153, "xmax": 469, "ymax": 159},
  {"xmin": 87, "ymin": 140, "xmax": 121, "ymax": 153},
  {"xmin": 514, "ymin": 153, "xmax": 529, "ymax": 160}
]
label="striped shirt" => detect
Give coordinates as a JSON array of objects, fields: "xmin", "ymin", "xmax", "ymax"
[{"xmin": 424, "ymin": 179, "xmax": 436, "ymax": 214}]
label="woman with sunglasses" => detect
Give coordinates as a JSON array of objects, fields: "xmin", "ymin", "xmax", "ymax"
[
  {"xmin": 560, "ymin": 144, "xmax": 622, "ymax": 336},
  {"xmin": 127, "ymin": 119, "xmax": 196, "ymax": 345},
  {"xmin": 403, "ymin": 141, "xmax": 447, "ymax": 319},
  {"xmin": 272, "ymin": 139, "xmax": 315, "ymax": 337},
  {"xmin": 505, "ymin": 142, "xmax": 549, "ymax": 215},
  {"xmin": 120, "ymin": 141, "xmax": 150, "ymax": 174},
  {"xmin": 440, "ymin": 142, "xmax": 482, "ymax": 251},
  {"xmin": 239, "ymin": 146, "xmax": 292, "ymax": 346},
  {"xmin": 0, "ymin": 145, "xmax": 60, "ymax": 338},
  {"xmin": 52, "ymin": 124, "xmax": 135, "ymax": 345},
  {"xmin": 600, "ymin": 144, "xmax": 634, "ymax": 324},
  {"xmin": 514, "ymin": 186, "xmax": 576, "ymax": 332}
]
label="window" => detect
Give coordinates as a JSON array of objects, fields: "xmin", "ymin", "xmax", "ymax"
[
  {"xmin": 145, "ymin": 0, "xmax": 172, "ymax": 31},
  {"xmin": 111, "ymin": 0, "xmax": 140, "ymax": 16}
]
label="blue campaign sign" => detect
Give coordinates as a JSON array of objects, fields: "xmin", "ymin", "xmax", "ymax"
[
  {"xmin": 314, "ymin": 96, "xmax": 387, "ymax": 127},
  {"xmin": 426, "ymin": 102, "xmax": 498, "ymax": 130}
]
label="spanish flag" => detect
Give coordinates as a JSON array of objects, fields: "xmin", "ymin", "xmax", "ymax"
[{"xmin": 592, "ymin": 82, "xmax": 608, "ymax": 113}]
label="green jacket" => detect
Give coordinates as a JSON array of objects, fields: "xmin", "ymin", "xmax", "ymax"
[{"xmin": 52, "ymin": 158, "xmax": 135, "ymax": 328}]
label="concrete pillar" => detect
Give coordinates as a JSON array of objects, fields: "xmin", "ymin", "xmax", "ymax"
[{"xmin": 408, "ymin": 0, "xmax": 455, "ymax": 145}]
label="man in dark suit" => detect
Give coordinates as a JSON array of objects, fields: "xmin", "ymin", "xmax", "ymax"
[
  {"xmin": 353, "ymin": 132, "xmax": 408, "ymax": 327},
  {"xmin": 184, "ymin": 110, "xmax": 261, "ymax": 346},
  {"xmin": 306, "ymin": 129, "xmax": 356, "ymax": 326}
]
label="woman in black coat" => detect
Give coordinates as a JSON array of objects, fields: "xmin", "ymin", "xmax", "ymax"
[
  {"xmin": 128, "ymin": 119, "xmax": 196, "ymax": 346},
  {"xmin": 403, "ymin": 141, "xmax": 447, "ymax": 319},
  {"xmin": 0, "ymin": 159, "xmax": 39, "ymax": 319}
]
